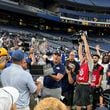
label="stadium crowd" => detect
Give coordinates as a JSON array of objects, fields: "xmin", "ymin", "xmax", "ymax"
[{"xmin": 0, "ymin": 30, "xmax": 110, "ymax": 110}]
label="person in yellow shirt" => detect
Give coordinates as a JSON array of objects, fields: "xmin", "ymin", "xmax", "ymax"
[{"xmin": 0, "ymin": 47, "xmax": 8, "ymax": 70}]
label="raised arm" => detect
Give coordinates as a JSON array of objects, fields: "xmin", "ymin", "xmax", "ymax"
[
  {"xmin": 78, "ymin": 42, "xmax": 83, "ymax": 63},
  {"xmin": 81, "ymin": 33, "xmax": 92, "ymax": 61},
  {"xmin": 95, "ymin": 45, "xmax": 101, "ymax": 56}
]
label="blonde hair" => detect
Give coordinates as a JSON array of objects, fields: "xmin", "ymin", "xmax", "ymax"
[{"xmin": 34, "ymin": 97, "xmax": 67, "ymax": 110}]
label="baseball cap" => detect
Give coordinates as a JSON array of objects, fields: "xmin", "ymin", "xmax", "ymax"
[
  {"xmin": 11, "ymin": 50, "xmax": 24, "ymax": 61},
  {"xmin": 0, "ymin": 48, "xmax": 8, "ymax": 56},
  {"xmin": 0, "ymin": 86, "xmax": 19, "ymax": 104}
]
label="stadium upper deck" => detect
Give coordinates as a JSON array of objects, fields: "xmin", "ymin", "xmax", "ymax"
[
  {"xmin": 9, "ymin": 0, "xmax": 110, "ymax": 8},
  {"xmin": 0, "ymin": 0, "xmax": 110, "ymax": 28},
  {"xmin": 66, "ymin": 0, "xmax": 110, "ymax": 8}
]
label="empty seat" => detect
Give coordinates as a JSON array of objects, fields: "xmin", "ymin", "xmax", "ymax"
[{"xmin": 91, "ymin": 0, "xmax": 110, "ymax": 7}]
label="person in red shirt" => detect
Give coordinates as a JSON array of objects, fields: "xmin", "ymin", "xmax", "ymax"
[
  {"xmin": 74, "ymin": 33, "xmax": 93, "ymax": 110},
  {"xmin": 91, "ymin": 54, "xmax": 104, "ymax": 109}
]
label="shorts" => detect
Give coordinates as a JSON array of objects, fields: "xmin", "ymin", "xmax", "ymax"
[
  {"xmin": 74, "ymin": 84, "xmax": 91, "ymax": 106},
  {"xmin": 17, "ymin": 106, "xmax": 30, "ymax": 110},
  {"xmin": 91, "ymin": 87, "xmax": 103, "ymax": 109},
  {"xmin": 41, "ymin": 87, "xmax": 61, "ymax": 99},
  {"xmin": 62, "ymin": 91, "xmax": 74, "ymax": 106}
]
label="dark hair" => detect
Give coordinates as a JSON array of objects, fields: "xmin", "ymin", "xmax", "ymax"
[
  {"xmin": 92, "ymin": 54, "xmax": 100, "ymax": 59},
  {"xmin": 53, "ymin": 51, "xmax": 61, "ymax": 56},
  {"xmin": 102, "ymin": 55, "xmax": 109, "ymax": 64}
]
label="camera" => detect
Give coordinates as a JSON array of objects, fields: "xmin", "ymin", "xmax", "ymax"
[
  {"xmin": 78, "ymin": 31, "xmax": 87, "ymax": 42},
  {"xmin": 66, "ymin": 65, "xmax": 72, "ymax": 71},
  {"xmin": 78, "ymin": 38, "xmax": 83, "ymax": 43},
  {"xmin": 66, "ymin": 63, "xmax": 75, "ymax": 71},
  {"xmin": 72, "ymin": 31, "xmax": 87, "ymax": 44}
]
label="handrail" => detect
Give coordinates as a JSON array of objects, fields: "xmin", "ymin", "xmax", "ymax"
[
  {"xmin": 89, "ymin": 45, "xmax": 108, "ymax": 53},
  {"xmin": 60, "ymin": 16, "xmax": 110, "ymax": 24}
]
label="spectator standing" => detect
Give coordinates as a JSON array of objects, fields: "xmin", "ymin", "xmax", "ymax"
[
  {"xmin": 0, "ymin": 47, "xmax": 8, "ymax": 87},
  {"xmin": 61, "ymin": 63, "xmax": 76, "ymax": 110},
  {"xmin": 1, "ymin": 50, "xmax": 42, "ymax": 110},
  {"xmin": 61, "ymin": 51, "xmax": 79, "ymax": 110},
  {"xmin": 96, "ymin": 45, "xmax": 110, "ymax": 90},
  {"xmin": 42, "ymin": 52, "xmax": 65, "ymax": 99},
  {"xmin": 0, "ymin": 86, "xmax": 19, "ymax": 110},
  {"xmin": 74, "ymin": 34, "xmax": 93, "ymax": 110},
  {"xmin": 91, "ymin": 54, "xmax": 104, "ymax": 109}
]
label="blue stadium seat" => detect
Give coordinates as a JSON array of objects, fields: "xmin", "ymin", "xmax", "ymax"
[
  {"xmin": 66, "ymin": 0, "xmax": 110, "ymax": 8},
  {"xmin": 66, "ymin": 0, "xmax": 76, "ymax": 3},
  {"xmin": 60, "ymin": 8, "xmax": 110, "ymax": 19},
  {"xmin": 91, "ymin": 0, "xmax": 110, "ymax": 7},
  {"xmin": 74, "ymin": 0, "xmax": 93, "ymax": 6}
]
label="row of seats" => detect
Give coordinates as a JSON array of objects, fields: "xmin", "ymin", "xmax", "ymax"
[
  {"xmin": 67, "ymin": 0, "xmax": 110, "ymax": 7},
  {"xmin": 60, "ymin": 8, "xmax": 110, "ymax": 19},
  {"xmin": 88, "ymin": 37, "xmax": 110, "ymax": 51}
]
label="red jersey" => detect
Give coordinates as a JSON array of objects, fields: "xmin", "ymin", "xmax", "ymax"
[
  {"xmin": 77, "ymin": 62, "xmax": 89, "ymax": 83},
  {"xmin": 91, "ymin": 64, "xmax": 103, "ymax": 87}
]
